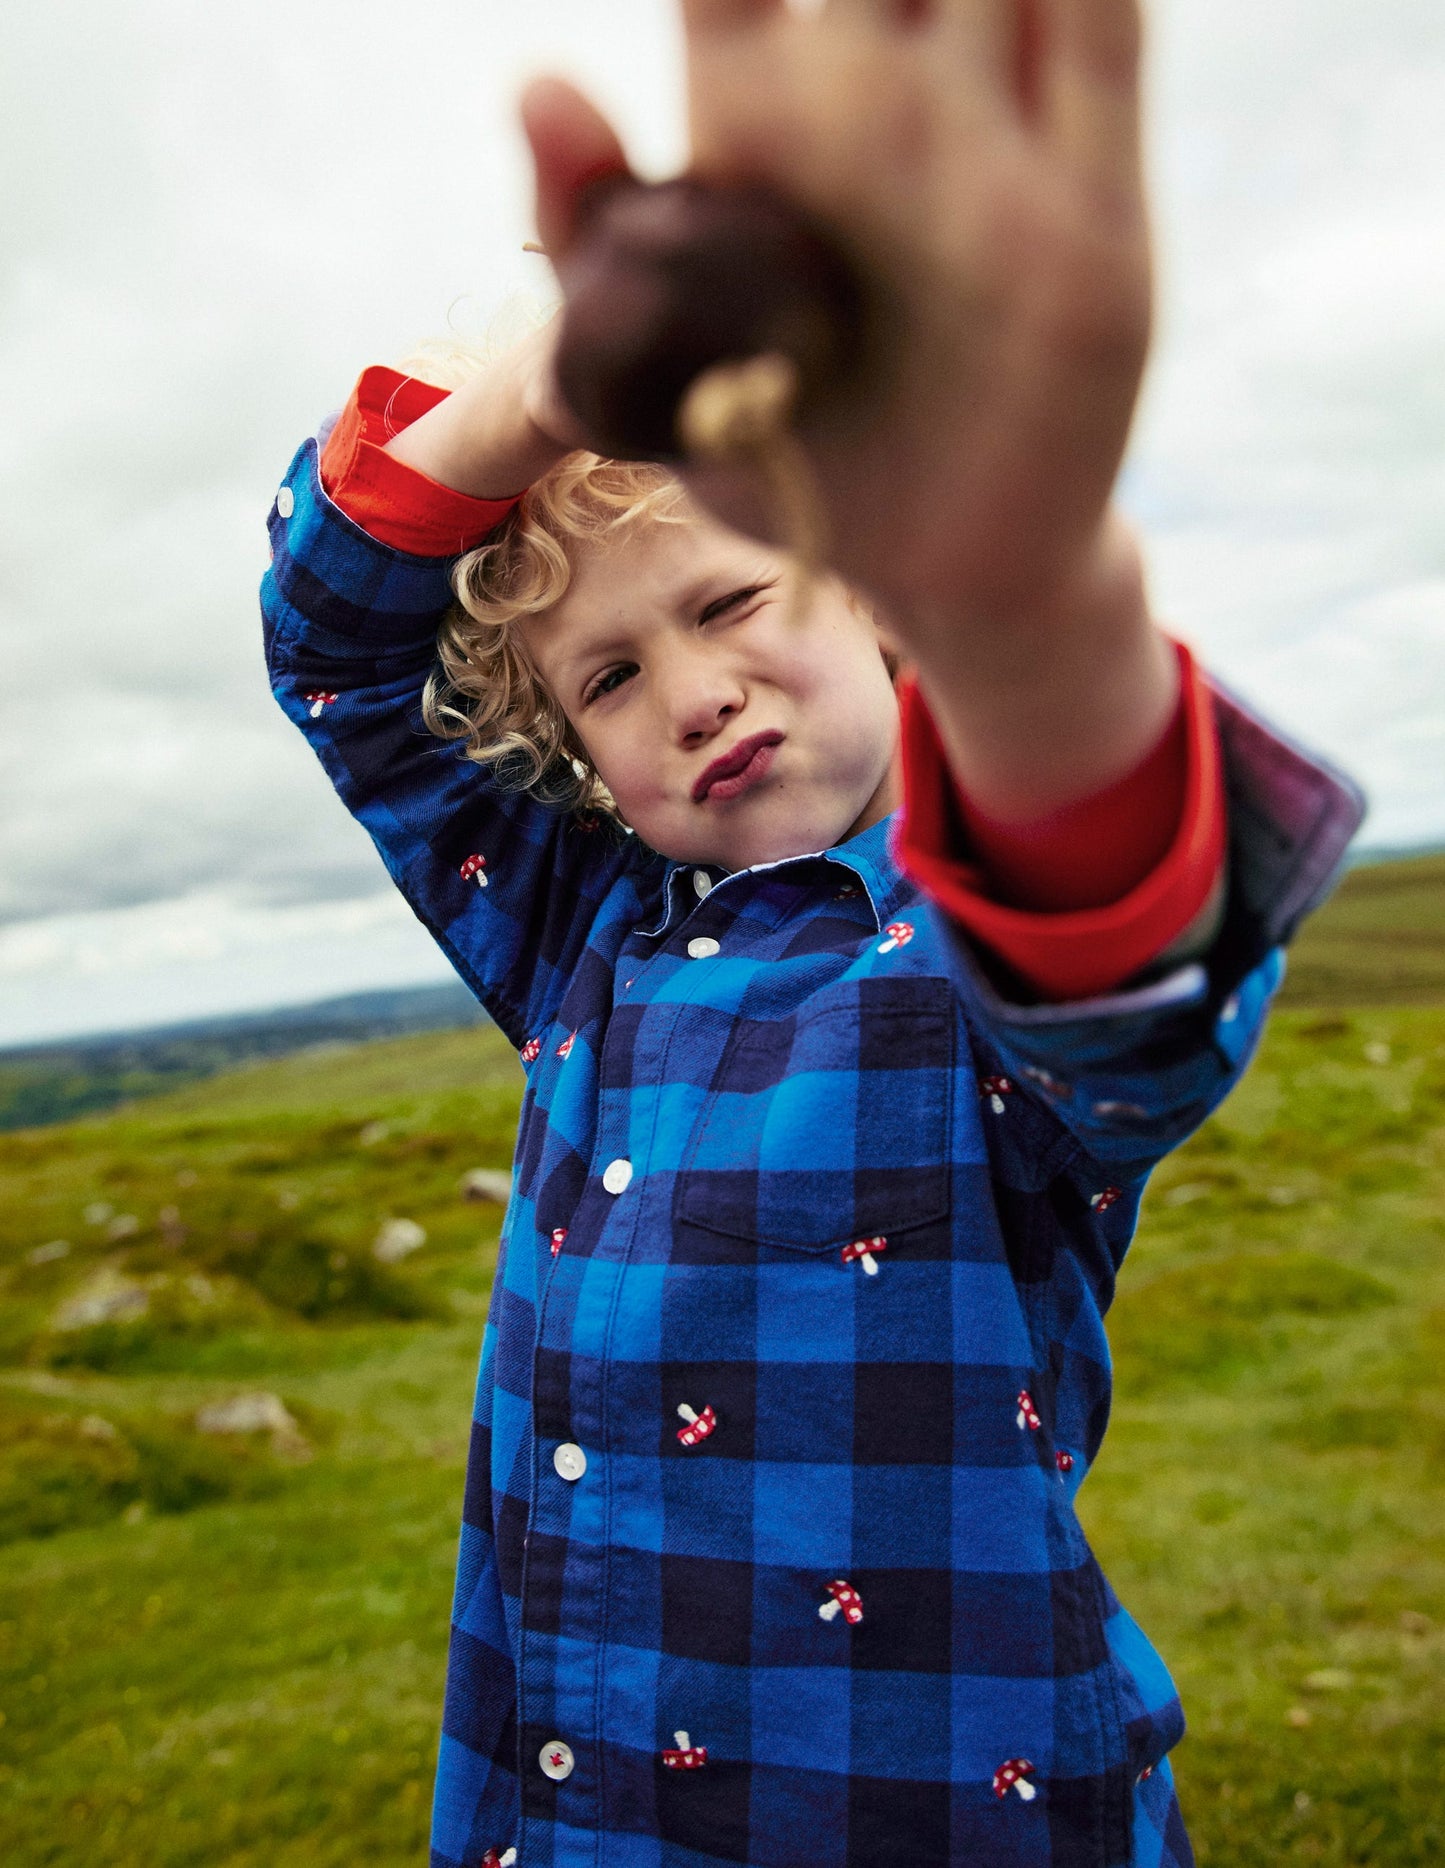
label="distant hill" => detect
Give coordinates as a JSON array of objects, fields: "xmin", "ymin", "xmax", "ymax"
[
  {"xmin": 0, "ymin": 982, "xmax": 488, "ymax": 1132},
  {"xmin": 1278, "ymin": 850, "xmax": 1445, "ymax": 1007}
]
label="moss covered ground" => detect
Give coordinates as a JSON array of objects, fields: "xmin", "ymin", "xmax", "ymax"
[{"xmin": 1, "ymin": 997, "xmax": 1443, "ymax": 1865}]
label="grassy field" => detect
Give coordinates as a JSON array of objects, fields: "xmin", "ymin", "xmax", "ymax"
[{"xmin": 3, "ymin": 890, "xmax": 1444, "ymax": 1861}]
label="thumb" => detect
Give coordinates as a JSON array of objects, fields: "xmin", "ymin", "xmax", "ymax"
[{"xmin": 520, "ymin": 76, "xmax": 632, "ymax": 257}]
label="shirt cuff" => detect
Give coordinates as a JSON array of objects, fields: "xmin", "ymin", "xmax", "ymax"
[
  {"xmin": 893, "ymin": 640, "xmax": 1227, "ymax": 1001},
  {"xmin": 318, "ymin": 365, "xmax": 523, "ymax": 558}
]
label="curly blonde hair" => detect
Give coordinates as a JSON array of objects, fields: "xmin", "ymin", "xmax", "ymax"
[{"xmin": 422, "ymin": 454, "xmax": 692, "ymax": 818}]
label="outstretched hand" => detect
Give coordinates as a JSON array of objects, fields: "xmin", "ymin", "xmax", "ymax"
[
  {"xmin": 524, "ymin": 0, "xmax": 1176, "ymax": 823},
  {"xmin": 524, "ymin": 0, "xmax": 1152, "ymax": 644}
]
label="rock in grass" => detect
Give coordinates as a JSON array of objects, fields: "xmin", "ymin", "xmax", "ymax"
[
  {"xmin": 373, "ymin": 1217, "xmax": 428, "ymax": 1263},
  {"xmin": 459, "ymin": 1169, "xmax": 513, "ymax": 1206},
  {"xmin": 195, "ymin": 1392, "xmax": 302, "ymax": 1445},
  {"xmin": 53, "ymin": 1268, "xmax": 150, "ymax": 1330}
]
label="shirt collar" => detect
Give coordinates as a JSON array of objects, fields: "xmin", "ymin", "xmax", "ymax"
[{"xmin": 640, "ymin": 811, "xmax": 904, "ymax": 938}]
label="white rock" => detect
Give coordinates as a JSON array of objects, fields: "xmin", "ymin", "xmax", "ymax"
[
  {"xmin": 78, "ymin": 1414, "xmax": 119, "ymax": 1442},
  {"xmin": 459, "ymin": 1169, "xmax": 514, "ymax": 1205},
  {"xmin": 27, "ymin": 1239, "xmax": 71, "ymax": 1265},
  {"xmin": 82, "ymin": 1202, "xmax": 114, "ymax": 1226},
  {"xmin": 195, "ymin": 1393, "xmax": 299, "ymax": 1438},
  {"xmin": 54, "ymin": 1270, "xmax": 150, "ymax": 1330},
  {"xmin": 373, "ymin": 1217, "xmax": 427, "ymax": 1262}
]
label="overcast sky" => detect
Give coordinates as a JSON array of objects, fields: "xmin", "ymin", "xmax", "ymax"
[{"xmin": 2, "ymin": 0, "xmax": 1441, "ymax": 1046}]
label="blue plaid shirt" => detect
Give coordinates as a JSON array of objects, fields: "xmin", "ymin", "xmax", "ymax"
[{"xmin": 262, "ymin": 435, "xmax": 1363, "ymax": 1868}]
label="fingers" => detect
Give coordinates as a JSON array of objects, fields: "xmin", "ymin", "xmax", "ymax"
[
  {"xmin": 519, "ymin": 77, "xmax": 632, "ymax": 257},
  {"xmin": 1039, "ymin": 0, "xmax": 1145, "ymax": 194},
  {"xmin": 931, "ymin": 0, "xmax": 1018, "ymax": 78},
  {"xmin": 681, "ymin": 0, "xmax": 784, "ymax": 28}
]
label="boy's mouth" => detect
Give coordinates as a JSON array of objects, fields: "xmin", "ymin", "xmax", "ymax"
[{"xmin": 693, "ymin": 730, "xmax": 784, "ymax": 803}]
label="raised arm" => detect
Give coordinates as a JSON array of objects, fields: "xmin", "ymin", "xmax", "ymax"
[{"xmin": 260, "ymin": 354, "xmax": 651, "ymax": 1050}]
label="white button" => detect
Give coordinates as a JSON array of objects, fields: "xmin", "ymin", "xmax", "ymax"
[
  {"xmin": 553, "ymin": 1442, "xmax": 587, "ymax": 1482},
  {"xmin": 687, "ymin": 937, "xmax": 720, "ymax": 960},
  {"xmin": 539, "ymin": 1739, "xmax": 575, "ymax": 1781},
  {"xmin": 602, "ymin": 1158, "xmax": 633, "ymax": 1195},
  {"xmin": 275, "ymin": 486, "xmax": 295, "ymax": 518},
  {"xmin": 692, "ymin": 869, "xmax": 712, "ymax": 899}
]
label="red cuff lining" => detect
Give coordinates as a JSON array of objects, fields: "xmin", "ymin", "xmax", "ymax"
[
  {"xmin": 318, "ymin": 365, "xmax": 523, "ymax": 558},
  {"xmin": 893, "ymin": 640, "xmax": 1226, "ymax": 1000}
]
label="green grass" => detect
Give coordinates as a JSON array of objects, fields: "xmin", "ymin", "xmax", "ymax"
[
  {"xmin": 1278, "ymin": 853, "xmax": 1445, "ymax": 1007},
  {"xmin": 2, "ymin": 1007, "xmax": 1444, "ymax": 1864}
]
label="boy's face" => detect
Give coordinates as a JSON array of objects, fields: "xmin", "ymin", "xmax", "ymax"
[{"xmin": 522, "ymin": 509, "xmax": 902, "ymax": 872}]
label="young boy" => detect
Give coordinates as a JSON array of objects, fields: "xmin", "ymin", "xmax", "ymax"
[{"xmin": 261, "ymin": 5, "xmax": 1362, "ymax": 1864}]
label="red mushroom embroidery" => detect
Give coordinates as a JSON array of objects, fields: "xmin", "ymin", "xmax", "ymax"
[
  {"xmin": 303, "ymin": 690, "xmax": 337, "ymax": 719},
  {"xmin": 550, "ymin": 1228, "xmax": 568, "ymax": 1258},
  {"xmin": 840, "ymin": 1236, "xmax": 888, "ymax": 1276},
  {"xmin": 981, "ymin": 1075, "xmax": 1014, "ymax": 1115},
  {"xmin": 1016, "ymin": 1389, "xmax": 1042, "ymax": 1431},
  {"xmin": 556, "ymin": 1032, "xmax": 575, "ymax": 1059},
  {"xmin": 480, "ymin": 1851, "xmax": 517, "ymax": 1867},
  {"xmin": 819, "ymin": 1579, "xmax": 864, "ymax": 1625},
  {"xmin": 662, "ymin": 1730, "xmax": 708, "ymax": 1769},
  {"xmin": 1137, "ymin": 1765, "xmax": 1154, "ymax": 1783},
  {"xmin": 877, "ymin": 920, "xmax": 914, "ymax": 955},
  {"xmin": 520, "ymin": 1037, "xmax": 542, "ymax": 1064},
  {"xmin": 676, "ymin": 1404, "xmax": 717, "ymax": 1446},
  {"xmin": 459, "ymin": 853, "xmax": 488, "ymax": 889},
  {"xmin": 1090, "ymin": 1186, "xmax": 1123, "ymax": 1213},
  {"xmin": 1055, "ymin": 1448, "xmax": 1075, "ymax": 1473},
  {"xmin": 993, "ymin": 1758, "xmax": 1038, "ymax": 1801}
]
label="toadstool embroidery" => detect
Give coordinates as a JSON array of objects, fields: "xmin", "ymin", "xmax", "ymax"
[
  {"xmin": 877, "ymin": 920, "xmax": 914, "ymax": 954},
  {"xmin": 550, "ymin": 1228, "xmax": 568, "ymax": 1258},
  {"xmin": 840, "ymin": 1235, "xmax": 887, "ymax": 1276},
  {"xmin": 303, "ymin": 690, "xmax": 337, "ymax": 718},
  {"xmin": 480, "ymin": 1851, "xmax": 517, "ymax": 1867},
  {"xmin": 1090, "ymin": 1186, "xmax": 1122, "ymax": 1212},
  {"xmin": 1016, "ymin": 1389, "xmax": 1042, "ymax": 1431},
  {"xmin": 1137, "ymin": 1765, "xmax": 1154, "ymax": 1783},
  {"xmin": 520, "ymin": 1037, "xmax": 542, "ymax": 1064},
  {"xmin": 981, "ymin": 1075, "xmax": 1014, "ymax": 1114},
  {"xmin": 1055, "ymin": 1449, "xmax": 1075, "ymax": 1473},
  {"xmin": 662, "ymin": 1731, "xmax": 708, "ymax": 1769},
  {"xmin": 556, "ymin": 1032, "xmax": 575, "ymax": 1059},
  {"xmin": 676, "ymin": 1403, "xmax": 717, "ymax": 1446},
  {"xmin": 819, "ymin": 1579, "xmax": 864, "ymax": 1625},
  {"xmin": 459, "ymin": 853, "xmax": 489, "ymax": 889},
  {"xmin": 993, "ymin": 1758, "xmax": 1037, "ymax": 1801}
]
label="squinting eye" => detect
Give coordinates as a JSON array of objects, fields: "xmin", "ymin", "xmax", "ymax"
[{"xmin": 701, "ymin": 585, "xmax": 767, "ymax": 624}]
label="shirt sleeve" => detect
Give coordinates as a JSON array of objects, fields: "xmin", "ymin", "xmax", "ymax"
[
  {"xmin": 894, "ymin": 640, "xmax": 1226, "ymax": 1001},
  {"xmin": 318, "ymin": 366, "xmax": 523, "ymax": 557},
  {"xmin": 260, "ymin": 431, "xmax": 652, "ymax": 1051},
  {"xmin": 912, "ymin": 676, "xmax": 1365, "ymax": 1181}
]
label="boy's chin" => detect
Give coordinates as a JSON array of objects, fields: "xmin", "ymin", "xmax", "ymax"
[{"xmin": 659, "ymin": 805, "xmax": 863, "ymax": 873}]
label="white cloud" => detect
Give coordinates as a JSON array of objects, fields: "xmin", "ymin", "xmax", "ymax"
[{"xmin": 0, "ymin": 889, "xmax": 453, "ymax": 1048}]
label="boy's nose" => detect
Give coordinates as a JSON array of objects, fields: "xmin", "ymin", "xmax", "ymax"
[{"xmin": 670, "ymin": 663, "xmax": 747, "ymax": 747}]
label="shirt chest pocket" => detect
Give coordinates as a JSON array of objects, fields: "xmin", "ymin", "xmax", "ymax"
[{"xmin": 673, "ymin": 975, "xmax": 955, "ymax": 1253}]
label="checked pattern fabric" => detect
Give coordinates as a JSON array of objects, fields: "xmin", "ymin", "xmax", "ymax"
[{"xmin": 262, "ymin": 437, "xmax": 1363, "ymax": 1868}]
